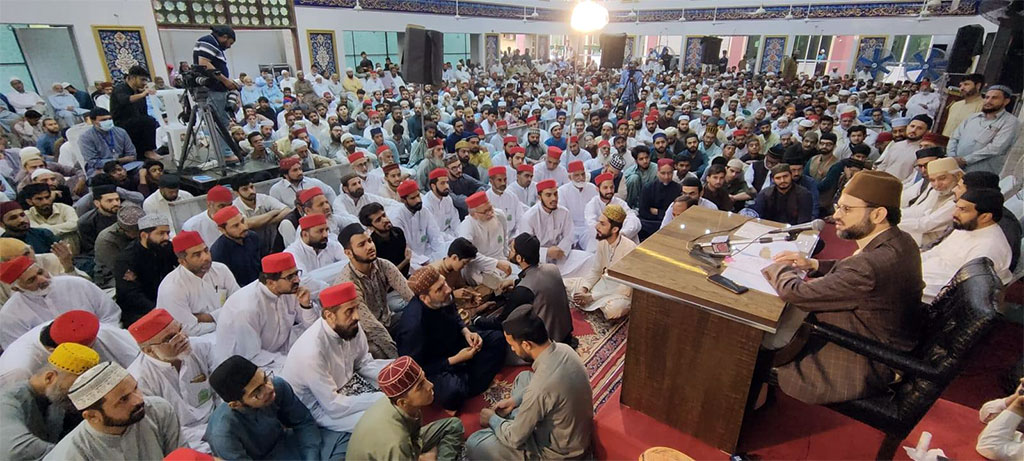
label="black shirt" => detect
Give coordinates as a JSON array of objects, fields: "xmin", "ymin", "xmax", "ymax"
[
  {"xmin": 371, "ymin": 227, "xmax": 409, "ymax": 277},
  {"xmin": 114, "ymin": 240, "xmax": 178, "ymax": 325},
  {"xmin": 211, "ymin": 231, "xmax": 262, "ymax": 286},
  {"xmin": 110, "ymin": 82, "xmax": 148, "ymax": 125},
  {"xmin": 77, "ymin": 208, "xmax": 117, "ymax": 257}
]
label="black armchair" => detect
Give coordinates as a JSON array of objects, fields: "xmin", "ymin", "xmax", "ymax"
[{"xmin": 804, "ymin": 257, "xmax": 1003, "ymax": 460}]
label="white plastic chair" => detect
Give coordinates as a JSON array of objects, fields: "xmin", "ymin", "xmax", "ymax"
[{"xmin": 57, "ymin": 141, "xmax": 84, "ymax": 168}]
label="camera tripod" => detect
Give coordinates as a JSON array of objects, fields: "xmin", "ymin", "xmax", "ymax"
[{"xmin": 176, "ymin": 86, "xmax": 244, "ymax": 175}]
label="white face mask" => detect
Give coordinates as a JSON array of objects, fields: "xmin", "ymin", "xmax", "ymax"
[{"xmin": 98, "ymin": 119, "xmax": 115, "ymax": 131}]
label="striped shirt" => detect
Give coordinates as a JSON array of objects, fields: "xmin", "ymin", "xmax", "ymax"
[{"xmin": 192, "ymin": 34, "xmax": 229, "ymax": 91}]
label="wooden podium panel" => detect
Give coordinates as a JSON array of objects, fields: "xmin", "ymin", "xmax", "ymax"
[{"xmin": 607, "ymin": 207, "xmax": 791, "ymax": 452}]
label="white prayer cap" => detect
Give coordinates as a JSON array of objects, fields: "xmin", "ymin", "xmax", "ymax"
[
  {"xmin": 30, "ymin": 168, "xmax": 55, "ymax": 181},
  {"xmin": 137, "ymin": 214, "xmax": 168, "ymax": 230},
  {"xmin": 549, "ymin": 122, "xmax": 561, "ymax": 130},
  {"xmin": 9, "ymin": 76, "xmax": 21, "ymax": 83},
  {"xmin": 664, "ymin": 127, "xmax": 678, "ymax": 137},
  {"xmin": 259, "ymin": 120, "xmax": 274, "ymax": 127},
  {"xmin": 61, "ymin": 82, "xmax": 72, "ymax": 88},
  {"xmin": 497, "ymin": 100, "xmax": 506, "ymax": 107},
  {"xmin": 290, "ymin": 139, "xmax": 308, "ymax": 150},
  {"xmin": 799, "ymin": 119, "xmax": 815, "ymax": 128},
  {"xmin": 69, "ymin": 362, "xmax": 129, "ymax": 410},
  {"xmin": 701, "ymin": 109, "xmax": 712, "ymax": 116},
  {"xmin": 678, "ymin": 114, "xmax": 690, "ymax": 121},
  {"xmin": 838, "ymin": 89, "xmax": 851, "ymax": 97},
  {"xmin": 602, "ymin": 121, "xmax": 614, "ymax": 129},
  {"xmin": 339, "ymin": 133, "xmax": 354, "ymax": 143}
]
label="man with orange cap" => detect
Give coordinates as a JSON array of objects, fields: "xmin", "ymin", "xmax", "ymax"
[
  {"xmin": 113, "ymin": 213, "xmax": 177, "ymax": 326},
  {"xmin": 532, "ymin": 146, "xmax": 569, "ymax": 188},
  {"xmin": 183, "ymin": 185, "xmax": 235, "ymax": 245},
  {"xmin": 0, "ymin": 255, "xmax": 121, "ymax": 348},
  {"xmin": 127, "ymin": 309, "xmax": 217, "ymax": 451},
  {"xmin": 346, "ymin": 356, "xmax": 464, "ymax": 460},
  {"xmin": 557, "ymin": 160, "xmax": 598, "ymax": 247},
  {"xmin": 0, "ymin": 343, "xmax": 100, "ymax": 460},
  {"xmin": 281, "ymin": 282, "xmax": 392, "ymax": 458},
  {"xmin": 284, "ymin": 213, "xmax": 346, "ymax": 293},
  {"xmin": 156, "ymin": 228, "xmax": 240, "ymax": 336},
  {"xmin": 485, "ymin": 165, "xmax": 527, "ymax": 236},
  {"xmin": 0, "ymin": 310, "xmax": 140, "ymax": 387},
  {"xmin": 215, "ymin": 252, "xmax": 318, "ymax": 373},
  {"xmin": 519, "ymin": 179, "xmax": 591, "ymax": 277}
]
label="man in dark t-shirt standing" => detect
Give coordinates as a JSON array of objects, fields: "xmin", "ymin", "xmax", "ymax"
[
  {"xmin": 359, "ymin": 202, "xmax": 411, "ymax": 277},
  {"xmin": 193, "ymin": 26, "xmax": 239, "ymax": 162},
  {"xmin": 110, "ymin": 65, "xmax": 160, "ymax": 160}
]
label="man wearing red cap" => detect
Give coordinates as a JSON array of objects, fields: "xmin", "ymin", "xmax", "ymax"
[
  {"xmin": 507, "ymin": 163, "xmax": 537, "ymax": 209},
  {"xmin": 281, "ymin": 282, "xmax": 392, "ymax": 450},
  {"xmin": 457, "ymin": 191, "xmax": 511, "ymax": 262},
  {"xmin": 156, "ymin": 229, "xmax": 240, "ymax": 337},
  {"xmin": 346, "ymin": 356, "xmax": 464, "ymax": 460},
  {"xmin": 268, "ymin": 156, "xmax": 337, "ymax": 208},
  {"xmin": 363, "ymin": 145, "xmax": 412, "ymax": 201},
  {"xmin": 556, "ymin": 160, "xmax": 599, "ymax": 248},
  {"xmin": 0, "ymin": 310, "xmax": 140, "ymax": 387},
  {"xmin": 582, "ymin": 172, "xmax": 640, "ymax": 251},
  {"xmin": 423, "ymin": 168, "xmax": 461, "ymax": 241},
  {"xmin": 284, "ymin": 213, "xmax": 346, "ymax": 290},
  {"xmin": 215, "ymin": 252, "xmax": 319, "ymax": 373},
  {"xmin": 182, "ymin": 185, "xmax": 234, "ymax": 246},
  {"xmin": 113, "ymin": 213, "xmax": 177, "ymax": 326},
  {"xmin": 388, "ymin": 179, "xmax": 446, "ymax": 267},
  {"xmin": 126, "ymin": 309, "xmax": 217, "ymax": 451},
  {"xmin": 485, "ymin": 165, "xmax": 527, "ymax": 235},
  {"xmin": 533, "ymin": 146, "xmax": 569, "ymax": 189},
  {"xmin": 0, "ymin": 256, "xmax": 121, "ymax": 349},
  {"xmin": 520, "ymin": 179, "xmax": 592, "ymax": 277},
  {"xmin": 635, "ymin": 113, "xmax": 665, "ymax": 147}
]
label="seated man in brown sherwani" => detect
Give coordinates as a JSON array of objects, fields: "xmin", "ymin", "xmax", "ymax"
[{"xmin": 759, "ymin": 170, "xmax": 924, "ymax": 405}]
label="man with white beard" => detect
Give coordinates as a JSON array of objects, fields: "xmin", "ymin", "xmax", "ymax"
[
  {"xmin": 582, "ymin": 173, "xmax": 641, "ymax": 251},
  {"xmin": 485, "ymin": 166, "xmax": 526, "ymax": 236},
  {"xmin": 458, "ymin": 191, "xmax": 509, "ymax": 261},
  {"xmin": 520, "ymin": 179, "xmax": 591, "ymax": 277},
  {"xmin": 556, "ymin": 161, "xmax": 598, "ymax": 248}
]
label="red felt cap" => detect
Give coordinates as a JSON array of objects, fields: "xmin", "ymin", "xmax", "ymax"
[
  {"xmin": 206, "ymin": 185, "xmax": 233, "ymax": 203},
  {"xmin": 630, "ymin": 110, "xmax": 642, "ymax": 118},
  {"xmin": 128, "ymin": 309, "xmax": 174, "ymax": 343},
  {"xmin": 921, "ymin": 132, "xmax": 949, "ymax": 147},
  {"xmin": 367, "ymin": 110, "xmax": 378, "ymax": 117},
  {"xmin": 50, "ymin": 310, "xmax": 100, "ymax": 346},
  {"xmin": 376, "ymin": 145, "xmax": 391, "ymax": 155},
  {"xmin": 839, "ymin": 112, "xmax": 856, "ymax": 120},
  {"xmin": 171, "ymin": 230, "xmax": 204, "ymax": 254},
  {"xmin": 290, "ymin": 126, "xmax": 307, "ymax": 136},
  {"xmin": 637, "ymin": 101, "xmax": 646, "ymax": 108},
  {"xmin": 429, "ymin": 168, "xmax": 447, "ymax": 180},
  {"xmin": 553, "ymin": 96, "xmax": 564, "ymax": 102},
  {"xmin": 657, "ymin": 158, "xmax": 675, "ymax": 168},
  {"xmin": 598, "ymin": 140, "xmax": 610, "ymax": 148},
  {"xmin": 536, "ymin": 179, "xmax": 557, "ymax": 192},
  {"xmin": 0, "ymin": 255, "xmax": 33, "ymax": 285},
  {"xmin": 733, "ymin": 129, "xmax": 748, "ymax": 137},
  {"xmin": 279, "ymin": 157, "xmax": 301, "ymax": 170},
  {"xmin": 595, "ymin": 173, "xmax": 614, "ymax": 184},
  {"xmin": 496, "ymin": 120, "xmax": 508, "ymax": 127},
  {"xmin": 348, "ymin": 152, "xmax": 365, "ymax": 163},
  {"xmin": 428, "ymin": 138, "xmax": 443, "ymax": 149},
  {"xmin": 807, "ymin": 115, "xmax": 820, "ymax": 121},
  {"xmin": 396, "ymin": 179, "xmax": 419, "ymax": 197},
  {"xmin": 299, "ymin": 213, "xmax": 328, "ymax": 230},
  {"xmin": 547, "ymin": 146, "xmax": 562, "ymax": 160},
  {"xmin": 212, "ymin": 205, "xmax": 240, "ymax": 226},
  {"xmin": 261, "ymin": 252, "xmax": 296, "ymax": 274},
  {"xmin": 645, "ymin": 114, "xmax": 658, "ymax": 122},
  {"xmin": 320, "ymin": 282, "xmax": 358, "ymax": 307},
  {"xmin": 510, "ymin": 146, "xmax": 525, "ymax": 154},
  {"xmin": 503, "ymin": 136, "xmax": 518, "ymax": 144},
  {"xmin": 616, "ymin": 120, "xmax": 628, "ymax": 127},
  {"xmin": 378, "ymin": 355, "xmax": 423, "ymax": 398},
  {"xmin": 466, "ymin": 191, "xmax": 488, "ymax": 208},
  {"xmin": 876, "ymin": 131, "xmax": 893, "ymax": 142},
  {"xmin": 526, "ymin": 116, "xmax": 538, "ymax": 123},
  {"xmin": 473, "ymin": 127, "xmax": 484, "ymax": 136},
  {"xmin": 164, "ymin": 448, "xmax": 215, "ymax": 461},
  {"xmin": 567, "ymin": 160, "xmax": 584, "ymax": 173},
  {"xmin": 488, "ymin": 166, "xmax": 506, "ymax": 177},
  {"xmin": 517, "ymin": 164, "xmax": 533, "ymax": 174},
  {"xmin": 569, "ymin": 136, "xmax": 578, "ymax": 143},
  {"xmin": 297, "ymin": 187, "xmax": 324, "ymax": 204}
]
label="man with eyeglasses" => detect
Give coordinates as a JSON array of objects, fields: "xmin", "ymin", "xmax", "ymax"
[
  {"xmin": 207, "ymin": 355, "xmax": 327, "ymax": 460},
  {"xmin": 126, "ymin": 309, "xmax": 217, "ymax": 452},
  {"xmin": 757, "ymin": 170, "xmax": 924, "ymax": 406},
  {"xmin": 214, "ymin": 252, "xmax": 319, "ymax": 373}
]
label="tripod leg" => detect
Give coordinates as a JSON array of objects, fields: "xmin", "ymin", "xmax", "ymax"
[
  {"xmin": 177, "ymin": 101, "xmax": 201, "ymax": 172},
  {"xmin": 202, "ymin": 109, "xmax": 230, "ymax": 176}
]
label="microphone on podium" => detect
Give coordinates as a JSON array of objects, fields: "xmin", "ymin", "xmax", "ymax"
[{"xmin": 765, "ymin": 219, "xmax": 825, "ymax": 235}]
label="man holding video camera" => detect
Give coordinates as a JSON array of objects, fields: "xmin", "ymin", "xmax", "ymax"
[{"xmin": 192, "ymin": 25, "xmax": 239, "ymax": 162}]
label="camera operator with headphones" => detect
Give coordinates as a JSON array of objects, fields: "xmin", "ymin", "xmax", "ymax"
[{"xmin": 193, "ymin": 25, "xmax": 239, "ymax": 163}]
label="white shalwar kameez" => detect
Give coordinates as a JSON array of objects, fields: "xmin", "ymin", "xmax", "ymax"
[
  {"xmin": 422, "ymin": 191, "xmax": 461, "ymax": 240},
  {"xmin": 557, "ymin": 182, "xmax": 599, "ymax": 247},
  {"xmin": 214, "ymin": 281, "xmax": 320, "ymax": 371},
  {"xmin": 519, "ymin": 203, "xmax": 592, "ymax": 277},
  {"xmin": 0, "ymin": 275, "xmax": 122, "ymax": 348},
  {"xmin": 486, "ymin": 188, "xmax": 526, "ymax": 236},
  {"xmin": 155, "ymin": 263, "xmax": 240, "ymax": 337},
  {"xmin": 581, "ymin": 196, "xmax": 641, "ymax": 251}
]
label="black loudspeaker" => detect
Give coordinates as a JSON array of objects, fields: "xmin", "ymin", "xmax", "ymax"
[
  {"xmin": 599, "ymin": 34, "xmax": 627, "ymax": 68},
  {"xmin": 948, "ymin": 24, "xmax": 986, "ymax": 74},
  {"xmin": 401, "ymin": 26, "xmax": 443, "ymax": 85},
  {"xmin": 701, "ymin": 36, "xmax": 722, "ymax": 65}
]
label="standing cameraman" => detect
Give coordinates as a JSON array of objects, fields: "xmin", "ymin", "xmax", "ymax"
[
  {"xmin": 193, "ymin": 25, "xmax": 239, "ymax": 162},
  {"xmin": 111, "ymin": 65, "xmax": 161, "ymax": 161}
]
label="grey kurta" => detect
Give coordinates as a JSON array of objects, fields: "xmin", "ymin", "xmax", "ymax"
[
  {"xmin": 43, "ymin": 396, "xmax": 181, "ymax": 461},
  {"xmin": 0, "ymin": 382, "xmax": 67, "ymax": 461}
]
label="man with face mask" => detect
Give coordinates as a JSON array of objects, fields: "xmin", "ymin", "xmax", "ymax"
[
  {"xmin": 284, "ymin": 213, "xmax": 346, "ymax": 293},
  {"xmin": 110, "ymin": 66, "xmax": 160, "ymax": 160},
  {"xmin": 0, "ymin": 255, "xmax": 121, "ymax": 348},
  {"xmin": 112, "ymin": 213, "xmax": 177, "ymax": 326},
  {"xmin": 215, "ymin": 252, "xmax": 318, "ymax": 372},
  {"xmin": 126, "ymin": 309, "xmax": 217, "ymax": 451},
  {"xmin": 466, "ymin": 310, "xmax": 592, "ymax": 460},
  {"xmin": 0, "ymin": 343, "xmax": 100, "ymax": 460},
  {"xmin": 77, "ymin": 108, "xmax": 137, "ymax": 177},
  {"xmin": 47, "ymin": 361, "xmax": 181, "ymax": 460},
  {"xmin": 279, "ymin": 281, "xmax": 393, "ymax": 459},
  {"xmin": 156, "ymin": 228, "xmax": 239, "ymax": 337},
  {"xmin": 336, "ymin": 223, "xmax": 414, "ymax": 360},
  {"xmin": 760, "ymin": 170, "xmax": 923, "ymax": 405},
  {"xmin": 388, "ymin": 180, "xmax": 445, "ymax": 267},
  {"xmin": 393, "ymin": 266, "xmax": 505, "ymax": 411}
]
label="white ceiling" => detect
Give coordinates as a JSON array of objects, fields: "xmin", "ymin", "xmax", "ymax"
[{"xmin": 474, "ymin": 0, "xmax": 923, "ymax": 12}]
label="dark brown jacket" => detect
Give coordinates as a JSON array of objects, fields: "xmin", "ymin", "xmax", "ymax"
[{"xmin": 762, "ymin": 227, "xmax": 924, "ymax": 404}]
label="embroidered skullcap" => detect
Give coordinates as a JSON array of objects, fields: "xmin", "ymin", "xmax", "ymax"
[
  {"xmin": 407, "ymin": 266, "xmax": 441, "ymax": 296},
  {"xmin": 603, "ymin": 204, "xmax": 626, "ymax": 224},
  {"xmin": 137, "ymin": 213, "xmax": 168, "ymax": 231},
  {"xmin": 68, "ymin": 361, "xmax": 129, "ymax": 410},
  {"xmin": 926, "ymin": 157, "xmax": 961, "ymax": 176},
  {"xmin": 609, "ymin": 155, "xmax": 626, "ymax": 171},
  {"xmin": 377, "ymin": 356, "xmax": 423, "ymax": 398},
  {"xmin": 48, "ymin": 343, "xmax": 100, "ymax": 375}
]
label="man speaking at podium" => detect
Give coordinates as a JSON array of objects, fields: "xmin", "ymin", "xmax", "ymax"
[{"xmin": 759, "ymin": 170, "xmax": 924, "ymax": 405}]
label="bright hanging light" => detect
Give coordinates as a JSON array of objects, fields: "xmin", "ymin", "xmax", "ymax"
[{"xmin": 571, "ymin": 0, "xmax": 609, "ymax": 33}]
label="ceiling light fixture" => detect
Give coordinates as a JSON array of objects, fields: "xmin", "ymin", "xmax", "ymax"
[
  {"xmin": 678, "ymin": 8, "xmax": 686, "ymax": 21},
  {"xmin": 353, "ymin": 0, "xmax": 362, "ymax": 10},
  {"xmin": 570, "ymin": 0, "xmax": 609, "ymax": 32}
]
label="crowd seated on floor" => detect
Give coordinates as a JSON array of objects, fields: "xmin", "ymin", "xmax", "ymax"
[{"xmin": 0, "ymin": 25, "xmax": 1021, "ymax": 460}]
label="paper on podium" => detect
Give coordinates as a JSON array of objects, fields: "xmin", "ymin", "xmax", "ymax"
[{"xmin": 720, "ymin": 221, "xmax": 818, "ymax": 295}]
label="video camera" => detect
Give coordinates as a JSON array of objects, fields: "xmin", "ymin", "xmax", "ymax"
[{"xmin": 174, "ymin": 67, "xmax": 222, "ymax": 90}]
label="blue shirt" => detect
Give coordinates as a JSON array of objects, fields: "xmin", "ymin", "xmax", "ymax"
[
  {"xmin": 544, "ymin": 136, "xmax": 567, "ymax": 151},
  {"xmin": 78, "ymin": 126, "xmax": 136, "ymax": 176},
  {"xmin": 211, "ymin": 231, "xmax": 262, "ymax": 286},
  {"xmin": 205, "ymin": 377, "xmax": 322, "ymax": 460},
  {"xmin": 36, "ymin": 132, "xmax": 61, "ymax": 158}
]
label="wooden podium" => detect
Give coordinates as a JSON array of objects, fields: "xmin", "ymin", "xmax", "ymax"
[{"xmin": 606, "ymin": 207, "xmax": 797, "ymax": 453}]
